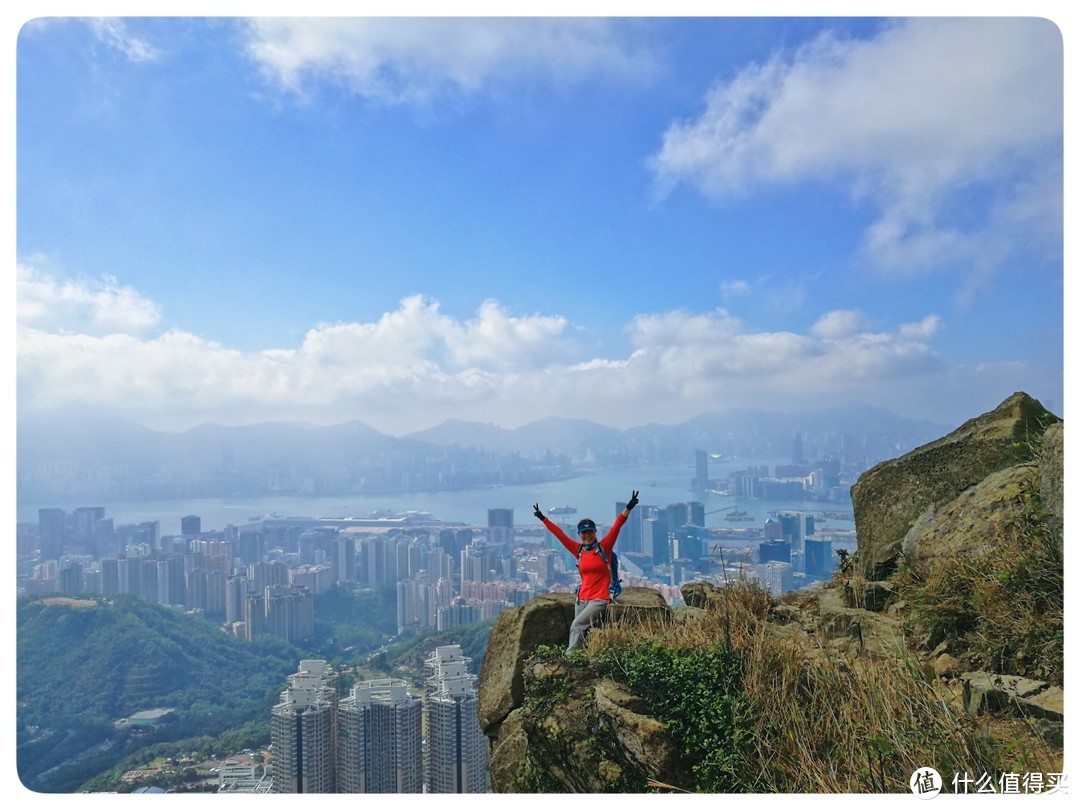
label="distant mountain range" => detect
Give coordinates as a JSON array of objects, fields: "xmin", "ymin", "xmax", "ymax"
[{"xmin": 16, "ymin": 405, "xmax": 952, "ymax": 503}]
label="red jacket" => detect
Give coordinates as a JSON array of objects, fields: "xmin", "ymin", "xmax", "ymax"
[{"xmin": 543, "ymin": 513, "xmax": 626, "ymax": 601}]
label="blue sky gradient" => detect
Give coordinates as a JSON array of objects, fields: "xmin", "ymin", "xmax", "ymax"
[{"xmin": 13, "ymin": 13, "xmax": 1067, "ymax": 435}]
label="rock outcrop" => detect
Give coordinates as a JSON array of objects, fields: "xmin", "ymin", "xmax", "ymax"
[
  {"xmin": 850, "ymin": 392, "xmax": 1059, "ymax": 578},
  {"xmin": 478, "ymin": 587, "xmax": 671, "ymax": 739},
  {"xmin": 961, "ymin": 672, "xmax": 1064, "ymax": 721},
  {"xmin": 477, "ymin": 392, "xmax": 1064, "ymax": 792},
  {"xmin": 487, "ymin": 654, "xmax": 692, "ymax": 792}
]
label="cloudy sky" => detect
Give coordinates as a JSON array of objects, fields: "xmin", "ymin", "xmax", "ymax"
[{"xmin": 13, "ymin": 11, "xmax": 1067, "ymax": 436}]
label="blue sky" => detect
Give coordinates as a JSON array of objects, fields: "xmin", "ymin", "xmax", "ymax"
[{"xmin": 12, "ymin": 11, "xmax": 1067, "ymax": 435}]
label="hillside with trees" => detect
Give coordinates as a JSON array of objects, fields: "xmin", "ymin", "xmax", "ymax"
[{"xmin": 16, "ymin": 595, "xmax": 299, "ymax": 792}]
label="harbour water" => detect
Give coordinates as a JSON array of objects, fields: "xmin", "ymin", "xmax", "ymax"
[{"xmin": 17, "ymin": 460, "xmax": 855, "ymax": 536}]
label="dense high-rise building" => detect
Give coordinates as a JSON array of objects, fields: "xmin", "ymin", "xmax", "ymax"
[
  {"xmin": 424, "ymin": 645, "xmax": 490, "ymax": 793},
  {"xmin": 643, "ymin": 512, "xmax": 670, "ymax": 565},
  {"xmin": 264, "ymin": 584, "xmax": 314, "ymax": 643},
  {"xmin": 59, "ymin": 562, "xmax": 83, "ymax": 595},
  {"xmin": 225, "ymin": 575, "xmax": 248, "ymax": 626},
  {"xmin": 72, "ymin": 507, "xmax": 107, "ymax": 555},
  {"xmin": 249, "ymin": 560, "xmax": 289, "ymax": 592},
  {"xmin": 156, "ymin": 556, "xmax": 186, "ymax": 606},
  {"xmin": 237, "ymin": 530, "xmax": 263, "ymax": 566},
  {"xmin": 777, "ymin": 511, "xmax": 815, "ymax": 554},
  {"xmin": 438, "ymin": 528, "xmax": 472, "ymax": 569},
  {"xmin": 180, "ymin": 515, "xmax": 202, "ymax": 537},
  {"xmin": 692, "ymin": 449, "xmax": 710, "ymax": 491},
  {"xmin": 334, "ymin": 536, "xmax": 356, "ymax": 583},
  {"xmin": 38, "ymin": 508, "xmax": 66, "ymax": 561},
  {"xmin": 665, "ymin": 503, "xmax": 689, "ymax": 533},
  {"xmin": 672, "ymin": 524, "xmax": 706, "ymax": 570},
  {"xmin": 244, "ymin": 591, "xmax": 266, "ymax": 639},
  {"xmin": 804, "ymin": 538, "xmax": 834, "ymax": 579},
  {"xmin": 486, "ymin": 508, "xmax": 514, "ymax": 550},
  {"xmin": 460, "ymin": 538, "xmax": 499, "ymax": 586},
  {"xmin": 616, "ymin": 498, "xmax": 643, "ymax": 554},
  {"xmin": 204, "ymin": 568, "xmax": 227, "ymax": 617},
  {"xmin": 337, "ymin": 678, "xmax": 422, "ymax": 793},
  {"xmin": 760, "ymin": 560, "xmax": 794, "ymax": 595},
  {"xmin": 270, "ymin": 660, "xmax": 338, "ymax": 793},
  {"xmin": 688, "ymin": 501, "xmax": 705, "ymax": 528},
  {"xmin": 359, "ymin": 535, "xmax": 392, "ymax": 585},
  {"xmin": 758, "ymin": 540, "xmax": 792, "ymax": 565}
]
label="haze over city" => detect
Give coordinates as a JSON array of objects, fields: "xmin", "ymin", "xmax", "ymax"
[{"xmin": 14, "ymin": 11, "xmax": 1066, "ymax": 441}]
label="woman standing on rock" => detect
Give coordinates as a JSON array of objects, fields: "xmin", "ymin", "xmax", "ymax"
[{"xmin": 533, "ymin": 491, "xmax": 639, "ymax": 651}]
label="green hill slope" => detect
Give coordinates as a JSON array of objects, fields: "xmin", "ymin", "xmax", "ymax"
[{"xmin": 17, "ymin": 595, "xmax": 299, "ymax": 792}]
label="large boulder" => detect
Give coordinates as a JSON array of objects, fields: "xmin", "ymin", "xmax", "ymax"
[
  {"xmin": 477, "ymin": 588, "xmax": 670, "ymax": 738},
  {"xmin": 593, "ymin": 680, "xmax": 692, "ymax": 787},
  {"xmin": 900, "ymin": 465, "xmax": 1033, "ymax": 565},
  {"xmin": 681, "ymin": 580, "xmax": 723, "ymax": 608},
  {"xmin": 477, "ymin": 593, "xmax": 575, "ymax": 736},
  {"xmin": 850, "ymin": 392, "xmax": 1058, "ymax": 578},
  {"xmin": 487, "ymin": 655, "xmax": 690, "ymax": 792},
  {"xmin": 608, "ymin": 586, "xmax": 672, "ymax": 627}
]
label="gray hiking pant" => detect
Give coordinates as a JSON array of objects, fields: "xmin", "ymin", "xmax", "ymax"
[{"xmin": 568, "ymin": 599, "xmax": 609, "ymax": 651}]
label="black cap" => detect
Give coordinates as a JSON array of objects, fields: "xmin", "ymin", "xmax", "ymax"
[{"xmin": 577, "ymin": 519, "xmax": 596, "ymax": 532}]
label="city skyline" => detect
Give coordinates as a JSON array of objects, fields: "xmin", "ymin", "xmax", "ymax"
[{"xmin": 13, "ymin": 12, "xmax": 1066, "ymax": 437}]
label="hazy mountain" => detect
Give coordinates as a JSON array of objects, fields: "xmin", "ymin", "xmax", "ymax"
[
  {"xmin": 16, "ymin": 405, "xmax": 953, "ymax": 503},
  {"xmin": 406, "ymin": 418, "xmax": 516, "ymax": 449}
]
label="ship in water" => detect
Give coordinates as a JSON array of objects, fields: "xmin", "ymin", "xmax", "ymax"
[
  {"xmin": 548, "ymin": 505, "xmax": 578, "ymax": 515},
  {"xmin": 724, "ymin": 508, "xmax": 755, "ymax": 522}
]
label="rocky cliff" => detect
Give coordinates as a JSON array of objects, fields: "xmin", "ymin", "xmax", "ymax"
[{"xmin": 476, "ymin": 392, "xmax": 1064, "ymax": 793}]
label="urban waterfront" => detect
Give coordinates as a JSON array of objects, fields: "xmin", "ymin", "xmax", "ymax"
[{"xmin": 17, "ymin": 460, "xmax": 854, "ymax": 536}]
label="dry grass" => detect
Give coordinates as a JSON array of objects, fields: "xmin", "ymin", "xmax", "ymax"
[{"xmin": 582, "ymin": 578, "xmax": 1062, "ymax": 793}]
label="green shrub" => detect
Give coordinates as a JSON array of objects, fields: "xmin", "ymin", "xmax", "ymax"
[{"xmin": 594, "ymin": 641, "xmax": 751, "ymax": 792}]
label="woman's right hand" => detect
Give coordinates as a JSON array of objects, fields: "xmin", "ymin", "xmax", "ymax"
[{"xmin": 533, "ymin": 503, "xmax": 545, "ymax": 520}]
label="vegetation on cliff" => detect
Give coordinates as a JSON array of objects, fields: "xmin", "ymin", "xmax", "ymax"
[
  {"xmin": 519, "ymin": 574, "xmax": 1062, "ymax": 792},
  {"xmin": 890, "ymin": 462, "xmax": 1064, "ymax": 686}
]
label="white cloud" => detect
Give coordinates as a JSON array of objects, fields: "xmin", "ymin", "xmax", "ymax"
[
  {"xmin": 86, "ymin": 18, "xmax": 159, "ymax": 62},
  {"xmin": 721, "ymin": 279, "xmax": 750, "ymax": 299},
  {"xmin": 16, "ymin": 264, "xmax": 161, "ymax": 336},
  {"xmin": 242, "ymin": 18, "xmax": 655, "ymax": 104},
  {"xmin": 19, "ymin": 268, "xmax": 1047, "ymax": 434},
  {"xmin": 651, "ymin": 18, "xmax": 1062, "ymax": 278},
  {"xmin": 898, "ymin": 314, "xmax": 942, "ymax": 341},
  {"xmin": 810, "ymin": 310, "xmax": 866, "ymax": 340}
]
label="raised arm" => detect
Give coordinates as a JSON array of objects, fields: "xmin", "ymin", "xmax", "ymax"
[
  {"xmin": 534, "ymin": 502, "xmax": 578, "ymax": 554},
  {"xmin": 601, "ymin": 490, "xmax": 639, "ymax": 553}
]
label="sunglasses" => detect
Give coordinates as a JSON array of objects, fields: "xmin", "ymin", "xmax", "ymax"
[{"xmin": 578, "ymin": 527, "xmax": 597, "ymax": 534}]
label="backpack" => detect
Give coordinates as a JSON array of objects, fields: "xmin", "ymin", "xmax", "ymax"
[{"xmin": 576, "ymin": 543, "xmax": 622, "ymax": 601}]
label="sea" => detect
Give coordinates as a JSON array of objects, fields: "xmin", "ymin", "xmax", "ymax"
[{"xmin": 17, "ymin": 459, "xmax": 855, "ymax": 538}]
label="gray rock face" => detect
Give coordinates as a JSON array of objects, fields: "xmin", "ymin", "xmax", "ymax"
[
  {"xmin": 681, "ymin": 580, "xmax": 724, "ymax": 608},
  {"xmin": 486, "ymin": 653, "xmax": 689, "ymax": 792},
  {"xmin": 961, "ymin": 672, "xmax": 1064, "ymax": 721},
  {"xmin": 593, "ymin": 680, "xmax": 692, "ymax": 786},
  {"xmin": 1040, "ymin": 421, "xmax": 1064, "ymax": 554},
  {"xmin": 477, "ymin": 593, "xmax": 575, "ymax": 735},
  {"xmin": 850, "ymin": 392, "xmax": 1058, "ymax": 578},
  {"xmin": 900, "ymin": 465, "xmax": 1032, "ymax": 564},
  {"xmin": 477, "ymin": 587, "xmax": 672, "ymax": 739},
  {"xmin": 608, "ymin": 586, "xmax": 673, "ymax": 626}
]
